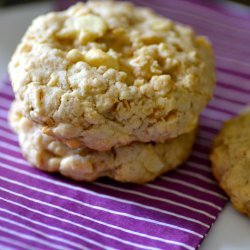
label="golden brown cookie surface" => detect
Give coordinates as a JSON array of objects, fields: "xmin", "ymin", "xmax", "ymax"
[
  {"xmin": 211, "ymin": 112, "xmax": 250, "ymax": 216},
  {"xmin": 9, "ymin": 1, "xmax": 214, "ymax": 151}
]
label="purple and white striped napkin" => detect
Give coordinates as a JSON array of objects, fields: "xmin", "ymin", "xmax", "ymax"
[{"xmin": 0, "ymin": 0, "xmax": 250, "ymax": 249}]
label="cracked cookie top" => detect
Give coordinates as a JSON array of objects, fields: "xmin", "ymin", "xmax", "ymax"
[{"xmin": 9, "ymin": 1, "xmax": 214, "ymax": 151}]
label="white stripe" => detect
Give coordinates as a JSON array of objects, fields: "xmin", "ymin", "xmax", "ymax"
[
  {"xmin": 177, "ymin": 0, "xmax": 250, "ymax": 30},
  {"xmin": 0, "ymin": 100, "xmax": 12, "ymax": 109},
  {"xmin": 0, "ymin": 236, "xmax": 38, "ymax": 250},
  {"xmin": 0, "ymin": 193, "xmax": 179, "ymax": 250},
  {"xmin": 194, "ymin": 143, "xmax": 210, "ymax": 153},
  {"xmin": 0, "ymin": 129, "xmax": 218, "ymax": 223},
  {"xmin": 194, "ymin": 138, "xmax": 211, "ymax": 148},
  {"xmin": 0, "ymin": 214, "xmax": 84, "ymax": 250},
  {"xmin": 216, "ymin": 59, "xmax": 250, "ymax": 76},
  {"xmin": 196, "ymin": 138, "xmax": 211, "ymax": 147},
  {"xmin": 199, "ymin": 116, "xmax": 222, "ymax": 129},
  {"xmin": 215, "ymin": 86, "xmax": 250, "ymax": 103},
  {"xmin": 161, "ymin": 177, "xmax": 227, "ymax": 200},
  {"xmin": 201, "ymin": 113, "xmax": 223, "ymax": 122},
  {"xmin": 0, "ymin": 143, "xmax": 218, "ymax": 219},
  {"xmin": 0, "ymin": 152, "xmax": 28, "ymax": 166},
  {"xmin": 212, "ymin": 40, "xmax": 250, "ymax": 61},
  {"xmin": 0, "ymin": 226, "xmax": 71, "ymax": 250},
  {"xmin": 185, "ymin": 161, "xmax": 211, "ymax": 173},
  {"xmin": 163, "ymin": 0, "xmax": 250, "ymax": 33},
  {"xmin": 95, "ymin": 183, "xmax": 215, "ymax": 219},
  {"xmin": 216, "ymin": 55, "xmax": 250, "ymax": 72},
  {"xmin": 197, "ymin": 131, "xmax": 217, "ymax": 142},
  {"xmin": 197, "ymin": 136, "xmax": 212, "ymax": 145},
  {"xmin": 210, "ymin": 98, "xmax": 242, "ymax": 113},
  {"xmin": 0, "ymin": 127, "xmax": 18, "ymax": 139},
  {"xmin": 0, "ymin": 141, "xmax": 21, "ymax": 153},
  {"xmin": 0, "ymin": 120, "xmax": 12, "ymax": 131},
  {"xmin": 0, "ymin": 203, "xmax": 112, "ymax": 250},
  {"xmin": 0, "ymin": 111, "xmax": 7, "ymax": 119},
  {"xmin": 207, "ymin": 103, "xmax": 236, "ymax": 117},
  {"xmin": 134, "ymin": 0, "xmax": 250, "ymax": 50},
  {"xmin": 0, "ymin": 210, "xmax": 90, "ymax": 250},
  {"xmin": 0, "ymin": 180, "xmax": 194, "ymax": 249},
  {"xmin": 191, "ymin": 150, "xmax": 209, "ymax": 160},
  {"xmin": 216, "ymin": 72, "xmax": 250, "ymax": 91},
  {"xmin": 176, "ymin": 169, "xmax": 216, "ymax": 184},
  {"xmin": 198, "ymin": 131, "xmax": 216, "ymax": 141},
  {"xmin": 0, "ymin": 129, "xmax": 18, "ymax": 142},
  {"xmin": 0, "ymin": 244, "xmax": 14, "ymax": 250},
  {"xmin": 146, "ymin": 184, "xmax": 221, "ymax": 210},
  {"xmin": 3, "ymin": 83, "xmax": 12, "ymax": 89},
  {"xmin": 201, "ymin": 108, "xmax": 231, "ymax": 122},
  {"xmin": 0, "ymin": 158, "xmax": 210, "ymax": 229},
  {"xmin": 0, "ymin": 93, "xmax": 12, "ymax": 101},
  {"xmin": 136, "ymin": 0, "xmax": 250, "ymax": 35},
  {"xmin": 0, "ymin": 170, "xmax": 206, "ymax": 236},
  {"xmin": 1, "ymin": 86, "xmax": 13, "ymax": 96},
  {"xmin": 0, "ymin": 107, "xmax": 8, "ymax": 114}
]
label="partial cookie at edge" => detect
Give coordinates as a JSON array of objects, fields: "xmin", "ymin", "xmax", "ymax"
[{"xmin": 210, "ymin": 112, "xmax": 250, "ymax": 216}]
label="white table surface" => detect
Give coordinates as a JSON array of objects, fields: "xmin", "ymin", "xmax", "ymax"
[{"xmin": 0, "ymin": 2, "xmax": 249, "ymax": 250}]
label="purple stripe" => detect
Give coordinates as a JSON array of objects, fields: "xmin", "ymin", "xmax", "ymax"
[
  {"xmin": 163, "ymin": 0, "xmax": 250, "ymax": 31},
  {"xmin": 218, "ymin": 81, "xmax": 250, "ymax": 93},
  {"xmin": 0, "ymin": 219, "xmax": 77, "ymax": 250},
  {"xmin": 0, "ymin": 184, "xmax": 196, "ymax": 250},
  {"xmin": 95, "ymin": 181, "xmax": 218, "ymax": 216},
  {"xmin": 206, "ymin": 104, "xmax": 237, "ymax": 116},
  {"xmin": 154, "ymin": 178, "xmax": 224, "ymax": 205},
  {"xmin": 147, "ymin": 0, "xmax": 250, "ymax": 33},
  {"xmin": 0, "ymin": 199, "xmax": 121, "ymax": 250},
  {"xmin": 213, "ymin": 93, "xmax": 248, "ymax": 106},
  {"xmin": 0, "ymin": 182, "xmax": 200, "ymax": 249},
  {"xmin": 134, "ymin": 0, "xmax": 250, "ymax": 45},
  {"xmin": 0, "ymin": 155, "xmax": 211, "ymax": 233},
  {"xmin": 180, "ymin": 163, "xmax": 212, "ymax": 176},
  {"xmin": 188, "ymin": 154, "xmax": 210, "ymax": 168},
  {"xmin": 0, "ymin": 136, "xmax": 17, "ymax": 145},
  {"xmin": 213, "ymin": 88, "xmax": 249, "ymax": 104},
  {"xmin": 217, "ymin": 66, "xmax": 250, "ymax": 79},
  {"xmin": 0, "ymin": 93, "xmax": 13, "ymax": 101},
  {"xmin": 165, "ymin": 171, "xmax": 220, "ymax": 193},
  {"xmin": 0, "ymin": 229, "xmax": 47, "ymax": 250},
  {"xmin": 0, "ymin": 116, "xmax": 9, "ymax": 124},
  {"xmin": 0, "ymin": 125, "xmax": 13, "ymax": 133},
  {"xmin": 181, "ymin": 0, "xmax": 250, "ymax": 22},
  {"xmin": 199, "ymin": 125, "xmax": 219, "ymax": 134},
  {"xmin": 0, "ymin": 159, "xmax": 210, "ymax": 231},
  {"xmin": 0, "ymin": 105, "xmax": 10, "ymax": 111}
]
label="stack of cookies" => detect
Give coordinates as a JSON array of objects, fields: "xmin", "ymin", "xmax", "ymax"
[{"xmin": 8, "ymin": 1, "xmax": 215, "ymax": 184}]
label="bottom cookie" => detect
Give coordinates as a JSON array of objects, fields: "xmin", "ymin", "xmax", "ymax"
[
  {"xmin": 9, "ymin": 101, "xmax": 196, "ymax": 184},
  {"xmin": 211, "ymin": 112, "xmax": 250, "ymax": 216}
]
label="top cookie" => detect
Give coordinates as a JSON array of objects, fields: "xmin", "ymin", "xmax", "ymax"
[
  {"xmin": 9, "ymin": 1, "xmax": 215, "ymax": 151},
  {"xmin": 211, "ymin": 112, "xmax": 250, "ymax": 216}
]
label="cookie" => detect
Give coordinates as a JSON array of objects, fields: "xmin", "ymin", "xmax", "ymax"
[
  {"xmin": 9, "ymin": 1, "xmax": 214, "ymax": 151},
  {"xmin": 9, "ymin": 101, "xmax": 196, "ymax": 184},
  {"xmin": 210, "ymin": 112, "xmax": 250, "ymax": 216}
]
